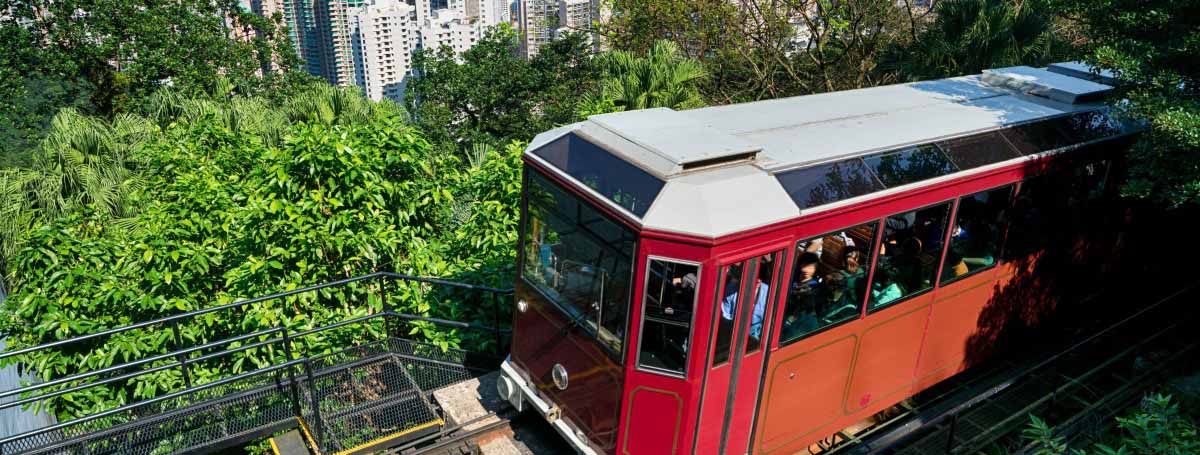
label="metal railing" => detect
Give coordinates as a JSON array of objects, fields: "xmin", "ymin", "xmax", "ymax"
[{"xmin": 0, "ymin": 271, "xmax": 514, "ymax": 455}]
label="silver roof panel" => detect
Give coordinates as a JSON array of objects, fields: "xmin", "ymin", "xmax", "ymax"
[{"xmin": 982, "ymin": 66, "xmax": 1113, "ymax": 104}]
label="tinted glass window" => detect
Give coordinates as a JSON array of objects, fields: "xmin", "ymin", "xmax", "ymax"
[
  {"xmin": 779, "ymin": 222, "xmax": 879, "ymax": 345},
  {"xmin": 638, "ymin": 259, "xmax": 699, "ymax": 376},
  {"xmin": 938, "ymin": 132, "xmax": 1023, "ymax": 170},
  {"xmin": 1002, "ymin": 119, "xmax": 1073, "ymax": 155},
  {"xmin": 775, "ymin": 159, "xmax": 885, "ymax": 209},
  {"xmin": 1057, "ymin": 111, "xmax": 1124, "ymax": 143},
  {"xmin": 711, "ymin": 263, "xmax": 743, "ymax": 367},
  {"xmin": 862, "ymin": 144, "xmax": 958, "ymax": 188},
  {"xmin": 942, "ymin": 186, "xmax": 1013, "ymax": 284},
  {"xmin": 522, "ymin": 171, "xmax": 636, "ymax": 358},
  {"xmin": 1003, "ymin": 176, "xmax": 1058, "ymax": 260},
  {"xmin": 532, "ymin": 133, "xmax": 665, "ymax": 217},
  {"xmin": 872, "ymin": 202, "xmax": 953, "ymax": 310},
  {"xmin": 744, "ymin": 253, "xmax": 780, "ymax": 354}
]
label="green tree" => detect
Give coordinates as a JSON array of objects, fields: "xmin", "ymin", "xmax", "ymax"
[
  {"xmin": 0, "ymin": 0, "xmax": 304, "ymax": 160},
  {"xmin": 406, "ymin": 25, "xmax": 599, "ymax": 156},
  {"xmin": 1024, "ymin": 394, "xmax": 1199, "ymax": 455},
  {"xmin": 578, "ymin": 40, "xmax": 708, "ymax": 116},
  {"xmin": 1054, "ymin": 0, "xmax": 1200, "ymax": 207},
  {"xmin": 0, "ymin": 84, "xmax": 525, "ymax": 421},
  {"xmin": 600, "ymin": 0, "xmax": 911, "ymax": 103},
  {"xmin": 885, "ymin": 0, "xmax": 1075, "ymax": 81}
]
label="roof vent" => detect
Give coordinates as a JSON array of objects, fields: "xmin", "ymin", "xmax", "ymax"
[
  {"xmin": 1046, "ymin": 61, "xmax": 1120, "ymax": 86},
  {"xmin": 589, "ymin": 108, "xmax": 762, "ymax": 174},
  {"xmin": 982, "ymin": 65, "xmax": 1113, "ymax": 104}
]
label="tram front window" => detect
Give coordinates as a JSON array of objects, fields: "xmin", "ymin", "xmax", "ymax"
[{"xmin": 522, "ymin": 171, "xmax": 636, "ymax": 357}]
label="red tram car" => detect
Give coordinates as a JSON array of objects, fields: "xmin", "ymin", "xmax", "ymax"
[{"xmin": 494, "ymin": 64, "xmax": 1138, "ymax": 455}]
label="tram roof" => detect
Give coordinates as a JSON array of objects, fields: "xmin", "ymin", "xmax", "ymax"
[{"xmin": 525, "ymin": 63, "xmax": 1132, "ymax": 239}]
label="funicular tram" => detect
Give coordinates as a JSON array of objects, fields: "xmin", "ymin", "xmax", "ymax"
[{"xmin": 494, "ymin": 63, "xmax": 1138, "ymax": 455}]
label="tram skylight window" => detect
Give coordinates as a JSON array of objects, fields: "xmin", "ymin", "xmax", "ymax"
[
  {"xmin": 861, "ymin": 144, "xmax": 958, "ymax": 188},
  {"xmin": 1056, "ymin": 111, "xmax": 1124, "ymax": 143},
  {"xmin": 531, "ymin": 133, "xmax": 665, "ymax": 217},
  {"xmin": 938, "ymin": 132, "xmax": 1022, "ymax": 171},
  {"xmin": 775, "ymin": 158, "xmax": 884, "ymax": 209},
  {"xmin": 1001, "ymin": 117, "xmax": 1074, "ymax": 155}
]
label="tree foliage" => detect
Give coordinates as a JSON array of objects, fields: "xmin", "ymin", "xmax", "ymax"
[
  {"xmin": 578, "ymin": 40, "xmax": 708, "ymax": 116},
  {"xmin": 1024, "ymin": 394, "xmax": 1199, "ymax": 455},
  {"xmin": 0, "ymin": 86, "xmax": 523, "ymax": 421},
  {"xmin": 406, "ymin": 25, "xmax": 600, "ymax": 156},
  {"xmin": 0, "ymin": 0, "xmax": 307, "ymax": 161},
  {"xmin": 1054, "ymin": 0, "xmax": 1200, "ymax": 207},
  {"xmin": 885, "ymin": 0, "xmax": 1075, "ymax": 81}
]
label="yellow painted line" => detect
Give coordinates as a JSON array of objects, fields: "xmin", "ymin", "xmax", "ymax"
[
  {"xmin": 330, "ymin": 419, "xmax": 445, "ymax": 455},
  {"xmin": 297, "ymin": 417, "xmax": 322, "ymax": 455},
  {"xmin": 270, "ymin": 436, "xmax": 283, "ymax": 455}
]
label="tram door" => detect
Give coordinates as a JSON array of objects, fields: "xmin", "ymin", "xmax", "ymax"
[{"xmin": 696, "ymin": 250, "xmax": 784, "ymax": 455}]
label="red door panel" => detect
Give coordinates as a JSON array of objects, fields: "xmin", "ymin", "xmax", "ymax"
[
  {"xmin": 754, "ymin": 331, "xmax": 859, "ymax": 454},
  {"xmin": 622, "ymin": 387, "xmax": 684, "ymax": 454},
  {"xmin": 914, "ymin": 270, "xmax": 998, "ymax": 390},
  {"xmin": 844, "ymin": 297, "xmax": 933, "ymax": 414}
]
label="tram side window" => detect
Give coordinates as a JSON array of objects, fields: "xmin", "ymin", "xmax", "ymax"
[
  {"xmin": 779, "ymin": 222, "xmax": 879, "ymax": 345},
  {"xmin": 638, "ymin": 259, "xmax": 699, "ymax": 376},
  {"xmin": 712, "ymin": 263, "xmax": 744, "ymax": 366},
  {"xmin": 871, "ymin": 202, "xmax": 953, "ymax": 310},
  {"xmin": 941, "ymin": 186, "xmax": 1014, "ymax": 285},
  {"xmin": 1003, "ymin": 176, "xmax": 1058, "ymax": 261}
]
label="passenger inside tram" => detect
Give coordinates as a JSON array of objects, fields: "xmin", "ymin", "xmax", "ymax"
[
  {"xmin": 778, "ymin": 223, "xmax": 878, "ymax": 344},
  {"xmin": 874, "ymin": 203, "xmax": 952, "ymax": 308}
]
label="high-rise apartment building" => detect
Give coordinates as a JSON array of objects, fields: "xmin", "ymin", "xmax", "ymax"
[
  {"xmin": 520, "ymin": 0, "xmax": 596, "ymax": 57},
  {"xmin": 518, "ymin": 0, "xmax": 556, "ymax": 58},
  {"xmin": 315, "ymin": 0, "xmax": 369, "ymax": 85},
  {"xmin": 351, "ymin": 0, "xmax": 417, "ymax": 101},
  {"xmin": 419, "ymin": 9, "xmax": 480, "ymax": 54},
  {"xmin": 350, "ymin": 0, "xmax": 486, "ymax": 102},
  {"xmin": 556, "ymin": 0, "xmax": 590, "ymax": 36}
]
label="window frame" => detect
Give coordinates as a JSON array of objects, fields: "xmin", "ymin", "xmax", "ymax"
[
  {"xmin": 635, "ymin": 256, "xmax": 703, "ymax": 379},
  {"xmin": 777, "ymin": 220, "xmax": 881, "ymax": 348},
  {"xmin": 867, "ymin": 198, "xmax": 956, "ymax": 314},
  {"xmin": 938, "ymin": 184, "xmax": 1016, "ymax": 287},
  {"xmin": 709, "ymin": 262, "xmax": 746, "ymax": 368}
]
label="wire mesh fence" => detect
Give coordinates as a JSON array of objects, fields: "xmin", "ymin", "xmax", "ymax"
[{"xmin": 0, "ymin": 272, "xmax": 511, "ymax": 455}]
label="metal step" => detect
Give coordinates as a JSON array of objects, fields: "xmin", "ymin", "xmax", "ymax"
[{"xmin": 271, "ymin": 430, "xmax": 312, "ymax": 455}]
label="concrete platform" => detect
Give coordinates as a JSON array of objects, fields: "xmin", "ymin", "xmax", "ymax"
[
  {"xmin": 432, "ymin": 373, "xmax": 575, "ymax": 454},
  {"xmin": 433, "ymin": 372, "xmax": 508, "ymax": 432}
]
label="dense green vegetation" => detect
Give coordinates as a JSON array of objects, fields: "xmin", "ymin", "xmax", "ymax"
[
  {"xmin": 1025, "ymin": 394, "xmax": 1199, "ymax": 455},
  {"xmin": 1055, "ymin": 0, "xmax": 1200, "ymax": 207},
  {"xmin": 0, "ymin": 0, "xmax": 1197, "ymax": 432}
]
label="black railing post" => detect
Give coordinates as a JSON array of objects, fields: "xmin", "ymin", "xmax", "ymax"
[
  {"xmin": 492, "ymin": 292, "xmax": 504, "ymax": 358},
  {"xmin": 381, "ymin": 279, "xmax": 392, "ymax": 341},
  {"xmin": 945, "ymin": 412, "xmax": 959, "ymax": 455},
  {"xmin": 303, "ymin": 359, "xmax": 324, "ymax": 452},
  {"xmin": 281, "ymin": 328, "xmax": 303, "ymax": 419},
  {"xmin": 169, "ymin": 320, "xmax": 194, "ymax": 393}
]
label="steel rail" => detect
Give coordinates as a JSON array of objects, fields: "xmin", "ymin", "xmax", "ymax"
[
  {"xmin": 0, "ymin": 272, "xmax": 512, "ymax": 362},
  {"xmin": 0, "ymin": 327, "xmax": 283, "ymax": 400}
]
